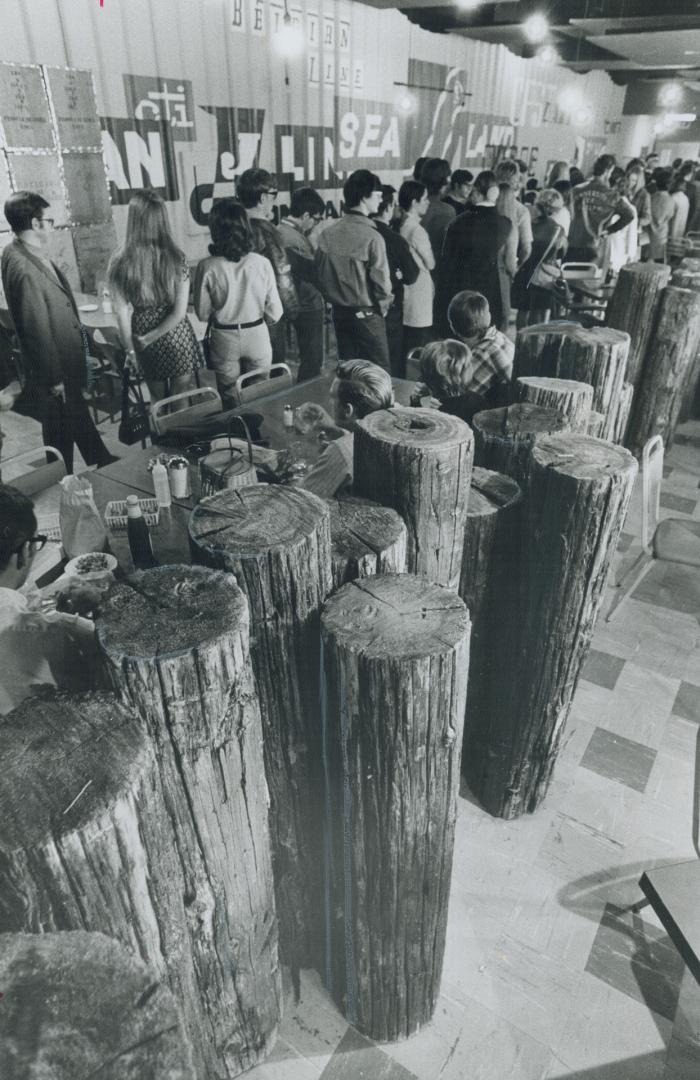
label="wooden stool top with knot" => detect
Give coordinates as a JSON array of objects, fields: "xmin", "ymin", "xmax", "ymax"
[
  {"xmin": 472, "ymin": 402, "xmax": 570, "ymax": 485},
  {"xmin": 328, "ymin": 494, "xmax": 407, "ymax": 590}
]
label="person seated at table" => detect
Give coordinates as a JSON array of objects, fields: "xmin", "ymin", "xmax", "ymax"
[
  {"xmin": 446, "ymin": 290, "xmax": 513, "ymax": 405},
  {"xmin": 109, "ymin": 189, "xmax": 203, "ymax": 406},
  {"xmin": 300, "ymin": 360, "xmax": 394, "ymax": 499},
  {"xmin": 0, "ymin": 484, "xmax": 103, "ymax": 715},
  {"xmin": 194, "ymin": 198, "xmax": 283, "ymax": 408},
  {"xmin": 413, "ymin": 339, "xmax": 489, "ymax": 424}
]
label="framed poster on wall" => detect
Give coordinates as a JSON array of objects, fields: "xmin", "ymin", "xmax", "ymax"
[
  {"xmin": 0, "ymin": 63, "xmax": 53, "ymax": 151},
  {"xmin": 63, "ymin": 152, "xmax": 111, "ymax": 225},
  {"xmin": 72, "ymin": 221, "xmax": 118, "ymax": 292},
  {"xmin": 47, "ymin": 228, "xmax": 81, "ymax": 292},
  {"xmin": 44, "ymin": 67, "xmax": 102, "ymax": 151},
  {"xmin": 7, "ymin": 152, "xmax": 68, "ymax": 225}
]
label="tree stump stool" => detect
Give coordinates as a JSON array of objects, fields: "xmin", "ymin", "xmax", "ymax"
[
  {"xmin": 587, "ymin": 411, "xmax": 605, "ymax": 437},
  {"xmin": 515, "ymin": 376, "xmax": 593, "ymax": 432},
  {"xmin": 671, "ymin": 269, "xmax": 700, "ymax": 421},
  {"xmin": 328, "ymin": 494, "xmax": 407, "ymax": 590},
  {"xmin": 353, "ymin": 406, "xmax": 473, "ymax": 590},
  {"xmin": 0, "ymin": 691, "xmax": 233, "ymax": 1079},
  {"xmin": 0, "ymin": 931, "xmax": 195, "ymax": 1079},
  {"xmin": 611, "ymin": 382, "xmax": 634, "ymax": 445},
  {"xmin": 626, "ymin": 285, "xmax": 700, "ymax": 456},
  {"xmin": 680, "ymin": 257, "xmax": 700, "ymax": 273},
  {"xmin": 460, "ymin": 468, "xmax": 522, "ymax": 772},
  {"xmin": 513, "ymin": 320, "xmax": 580, "ymax": 381},
  {"xmin": 188, "ymin": 486, "xmax": 332, "ymax": 975},
  {"xmin": 606, "ymin": 262, "xmax": 671, "ymax": 386},
  {"xmin": 469, "ymin": 435, "xmax": 637, "ymax": 819},
  {"xmin": 96, "ymin": 567, "xmax": 281, "ymax": 1076},
  {"xmin": 557, "ymin": 326, "xmax": 630, "ymax": 440},
  {"xmin": 472, "ymin": 403, "xmax": 570, "ymax": 486},
  {"xmin": 320, "ymin": 574, "xmax": 470, "ymax": 1041}
]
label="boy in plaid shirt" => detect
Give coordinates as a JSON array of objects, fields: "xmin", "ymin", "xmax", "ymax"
[{"xmin": 447, "ymin": 290, "xmax": 513, "ymax": 399}]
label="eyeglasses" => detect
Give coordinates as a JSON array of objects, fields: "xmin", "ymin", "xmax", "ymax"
[{"xmin": 27, "ymin": 534, "xmax": 48, "ymax": 552}]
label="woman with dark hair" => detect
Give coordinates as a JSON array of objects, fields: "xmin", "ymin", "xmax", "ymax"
[
  {"xmin": 547, "ymin": 161, "xmax": 570, "ymax": 187},
  {"xmin": 194, "ymin": 198, "xmax": 282, "ymax": 405},
  {"xmin": 624, "ymin": 163, "xmax": 651, "ymax": 259},
  {"xmin": 512, "ymin": 189, "xmax": 568, "ymax": 328},
  {"xmin": 648, "ymin": 168, "xmax": 675, "ymax": 262},
  {"xmin": 437, "ymin": 170, "xmax": 511, "ymax": 334},
  {"xmin": 569, "ymin": 166, "xmax": 585, "ymax": 188},
  {"xmin": 109, "ymin": 189, "xmax": 202, "ymax": 403}
]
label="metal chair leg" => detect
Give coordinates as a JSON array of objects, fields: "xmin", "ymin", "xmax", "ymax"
[{"xmin": 606, "ymin": 550, "xmax": 655, "ymax": 622}]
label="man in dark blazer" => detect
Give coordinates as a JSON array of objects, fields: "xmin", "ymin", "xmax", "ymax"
[{"xmin": 1, "ymin": 191, "xmax": 114, "ymax": 472}]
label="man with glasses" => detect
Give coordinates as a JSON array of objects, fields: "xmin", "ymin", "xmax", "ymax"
[
  {"xmin": 1, "ymin": 191, "xmax": 115, "ymax": 473},
  {"xmin": 0, "ymin": 483, "xmax": 101, "ymax": 714},
  {"xmin": 236, "ymin": 169, "xmax": 300, "ymax": 366},
  {"xmin": 278, "ymin": 186, "xmax": 327, "ymax": 383}
]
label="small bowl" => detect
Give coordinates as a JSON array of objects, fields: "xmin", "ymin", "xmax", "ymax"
[{"xmin": 65, "ymin": 551, "xmax": 118, "ymax": 581}]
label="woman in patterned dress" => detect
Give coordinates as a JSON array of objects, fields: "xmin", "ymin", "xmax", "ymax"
[{"xmin": 109, "ymin": 189, "xmax": 201, "ymax": 404}]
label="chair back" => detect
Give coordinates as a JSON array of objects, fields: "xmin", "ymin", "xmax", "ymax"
[
  {"xmin": 233, "ymin": 363, "xmax": 293, "ymax": 404},
  {"xmin": 150, "ymin": 386, "xmax": 222, "ymax": 436},
  {"xmin": 641, "ymin": 435, "xmax": 664, "ymax": 552},
  {"xmin": 5, "ymin": 446, "xmax": 67, "ymax": 497}
]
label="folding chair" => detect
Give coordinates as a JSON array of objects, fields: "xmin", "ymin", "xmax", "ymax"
[
  {"xmin": 606, "ymin": 434, "xmax": 700, "ymax": 621},
  {"xmin": 232, "ymin": 363, "xmax": 293, "ymax": 405},
  {"xmin": 150, "ymin": 386, "xmax": 222, "ymax": 437},
  {"xmin": 4, "ymin": 446, "xmax": 67, "ymax": 497},
  {"xmin": 84, "ymin": 326, "xmax": 125, "ymax": 424}
]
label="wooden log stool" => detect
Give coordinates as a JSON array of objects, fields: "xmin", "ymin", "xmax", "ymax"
[
  {"xmin": 188, "ymin": 486, "xmax": 332, "ymax": 975},
  {"xmin": 472, "ymin": 403, "xmax": 570, "ymax": 486},
  {"xmin": 320, "ymin": 574, "xmax": 470, "ymax": 1041},
  {"xmin": 0, "ymin": 691, "xmax": 237, "ymax": 1079},
  {"xmin": 671, "ymin": 268, "xmax": 700, "ymax": 421},
  {"xmin": 587, "ymin": 411, "xmax": 605, "ymax": 437},
  {"xmin": 606, "ymin": 262, "xmax": 672, "ymax": 385},
  {"xmin": 96, "ymin": 566, "xmax": 281, "ymax": 1076},
  {"xmin": 512, "ymin": 320, "xmax": 580, "ymax": 381},
  {"xmin": 611, "ymin": 382, "xmax": 634, "ymax": 445},
  {"xmin": 0, "ymin": 931, "xmax": 195, "ymax": 1079},
  {"xmin": 353, "ymin": 406, "xmax": 473, "ymax": 590},
  {"xmin": 556, "ymin": 326, "xmax": 630, "ymax": 440},
  {"xmin": 626, "ymin": 285, "xmax": 700, "ymax": 456},
  {"xmin": 515, "ymin": 375, "xmax": 593, "ymax": 432},
  {"xmin": 460, "ymin": 467, "xmax": 522, "ymax": 774},
  {"xmin": 468, "ymin": 435, "xmax": 637, "ymax": 819},
  {"xmin": 328, "ymin": 494, "xmax": 407, "ymax": 590}
]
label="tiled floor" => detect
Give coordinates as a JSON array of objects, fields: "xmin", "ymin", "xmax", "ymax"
[{"xmin": 3, "ymin": 403, "xmax": 700, "ymax": 1079}]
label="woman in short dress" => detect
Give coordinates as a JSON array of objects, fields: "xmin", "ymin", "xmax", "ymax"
[
  {"xmin": 109, "ymin": 189, "xmax": 201, "ymax": 404},
  {"xmin": 194, "ymin": 198, "xmax": 282, "ymax": 406}
]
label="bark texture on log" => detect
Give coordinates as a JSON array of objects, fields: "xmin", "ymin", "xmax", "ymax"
[
  {"xmin": 611, "ymin": 382, "xmax": 633, "ymax": 445},
  {"xmin": 353, "ymin": 406, "xmax": 473, "ymax": 590},
  {"xmin": 96, "ymin": 566, "xmax": 281, "ymax": 1076},
  {"xmin": 0, "ymin": 692, "xmax": 217, "ymax": 1078},
  {"xmin": 188, "ymin": 487, "xmax": 332, "ymax": 974},
  {"xmin": 320, "ymin": 575, "xmax": 470, "ymax": 1041},
  {"xmin": 0, "ymin": 931, "xmax": 195, "ymax": 1080},
  {"xmin": 328, "ymin": 494, "xmax": 407, "ymax": 590},
  {"xmin": 680, "ymin": 257, "xmax": 700, "ymax": 272},
  {"xmin": 513, "ymin": 320, "xmax": 580, "ymax": 381},
  {"xmin": 472, "ymin": 403, "xmax": 570, "ymax": 486},
  {"xmin": 557, "ymin": 327, "xmax": 630, "ymax": 440},
  {"xmin": 515, "ymin": 376, "xmax": 593, "ymax": 432},
  {"xmin": 460, "ymin": 468, "xmax": 522, "ymax": 771},
  {"xmin": 469, "ymin": 435, "xmax": 637, "ymax": 819},
  {"xmin": 605, "ymin": 262, "xmax": 671, "ymax": 385},
  {"xmin": 587, "ymin": 411, "xmax": 605, "ymax": 437},
  {"xmin": 671, "ymin": 269, "xmax": 700, "ymax": 421},
  {"xmin": 626, "ymin": 285, "xmax": 700, "ymax": 456}
]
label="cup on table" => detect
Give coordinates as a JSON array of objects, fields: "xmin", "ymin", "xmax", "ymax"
[{"xmin": 168, "ymin": 459, "xmax": 190, "ymax": 498}]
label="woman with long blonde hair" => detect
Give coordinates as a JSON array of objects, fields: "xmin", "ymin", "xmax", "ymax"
[{"xmin": 109, "ymin": 189, "xmax": 201, "ymax": 402}]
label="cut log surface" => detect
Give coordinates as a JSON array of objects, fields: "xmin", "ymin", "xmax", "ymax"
[
  {"xmin": 557, "ymin": 326, "xmax": 630, "ymax": 439},
  {"xmin": 320, "ymin": 574, "xmax": 470, "ymax": 1041},
  {"xmin": 460, "ymin": 468, "xmax": 522, "ymax": 770},
  {"xmin": 328, "ymin": 494, "xmax": 407, "ymax": 590},
  {"xmin": 0, "ymin": 931, "xmax": 195, "ymax": 1080},
  {"xmin": 353, "ymin": 406, "xmax": 473, "ymax": 590},
  {"xmin": 469, "ymin": 435, "xmax": 637, "ymax": 819},
  {"xmin": 587, "ymin": 410, "xmax": 605, "ymax": 437},
  {"xmin": 472, "ymin": 403, "xmax": 570, "ymax": 485},
  {"xmin": 188, "ymin": 486, "xmax": 332, "ymax": 973},
  {"xmin": 0, "ymin": 691, "xmax": 218, "ymax": 1077},
  {"xmin": 626, "ymin": 285, "xmax": 700, "ymax": 456},
  {"xmin": 605, "ymin": 262, "xmax": 671, "ymax": 385},
  {"xmin": 680, "ymin": 257, "xmax": 700, "ymax": 273},
  {"xmin": 96, "ymin": 565, "xmax": 281, "ymax": 1077},
  {"xmin": 672, "ymin": 269, "xmax": 700, "ymax": 290},
  {"xmin": 515, "ymin": 376, "xmax": 593, "ymax": 432},
  {"xmin": 513, "ymin": 320, "xmax": 580, "ymax": 380}
]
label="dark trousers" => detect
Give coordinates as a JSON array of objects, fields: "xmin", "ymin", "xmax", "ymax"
[
  {"xmin": 332, "ymin": 307, "xmax": 390, "ymax": 372},
  {"xmin": 403, "ymin": 325, "xmax": 432, "ymax": 366},
  {"xmin": 269, "ymin": 317, "xmax": 287, "ymax": 367},
  {"xmin": 385, "ymin": 304, "xmax": 405, "ymax": 378},
  {"xmin": 294, "ymin": 308, "xmax": 325, "ymax": 383},
  {"xmin": 42, "ymin": 385, "xmax": 111, "ymax": 473}
]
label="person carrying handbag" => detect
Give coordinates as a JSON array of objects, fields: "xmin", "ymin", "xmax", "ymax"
[{"xmin": 512, "ymin": 189, "xmax": 569, "ymax": 328}]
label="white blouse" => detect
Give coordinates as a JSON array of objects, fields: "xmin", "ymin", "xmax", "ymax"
[
  {"xmin": 400, "ymin": 216, "xmax": 436, "ymax": 328},
  {"xmin": 194, "ymin": 252, "xmax": 283, "ymax": 326}
]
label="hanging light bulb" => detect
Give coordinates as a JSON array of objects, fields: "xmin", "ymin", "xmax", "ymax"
[
  {"xmin": 455, "ymin": 0, "xmax": 481, "ymax": 9},
  {"xmin": 523, "ymin": 13, "xmax": 549, "ymax": 43},
  {"xmin": 658, "ymin": 82, "xmax": 682, "ymax": 108},
  {"xmin": 558, "ymin": 85, "xmax": 583, "ymax": 114},
  {"xmin": 276, "ymin": 2, "xmax": 304, "ymax": 60}
]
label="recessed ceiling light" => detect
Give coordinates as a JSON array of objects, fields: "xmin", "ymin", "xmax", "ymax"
[{"xmin": 522, "ymin": 13, "xmax": 549, "ymax": 43}]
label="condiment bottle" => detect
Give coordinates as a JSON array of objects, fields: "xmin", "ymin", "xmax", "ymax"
[
  {"xmin": 126, "ymin": 495, "xmax": 157, "ymax": 569},
  {"xmin": 152, "ymin": 460, "xmax": 172, "ymax": 507},
  {"xmin": 283, "ymin": 404, "xmax": 294, "ymax": 428}
]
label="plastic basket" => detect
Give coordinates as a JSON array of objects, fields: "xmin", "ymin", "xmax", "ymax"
[
  {"xmin": 104, "ymin": 498, "xmax": 160, "ymax": 532},
  {"xmin": 35, "ymin": 513, "xmax": 62, "ymax": 542}
]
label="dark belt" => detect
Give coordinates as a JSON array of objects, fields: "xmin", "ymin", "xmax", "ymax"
[{"xmin": 213, "ymin": 317, "xmax": 264, "ymax": 330}]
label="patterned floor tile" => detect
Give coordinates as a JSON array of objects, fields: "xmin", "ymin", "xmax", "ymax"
[
  {"xmin": 535, "ymin": 812, "xmax": 626, "ymax": 885},
  {"xmin": 672, "ymin": 681, "xmax": 700, "ymax": 724},
  {"xmin": 660, "ymin": 492, "xmax": 697, "ymax": 515},
  {"xmin": 277, "ymin": 970, "xmax": 350, "ymax": 1074},
  {"xmin": 580, "ymin": 727, "xmax": 657, "ymax": 792},
  {"xmin": 438, "ymin": 994, "xmax": 553, "ymax": 1080},
  {"xmin": 584, "ymin": 903, "xmax": 685, "ymax": 1022},
  {"xmin": 381, "ymin": 995, "xmax": 466, "ymax": 1080},
  {"xmin": 633, "ymin": 561, "xmax": 700, "ymax": 617},
  {"xmin": 581, "ymin": 649, "xmax": 626, "ymax": 690},
  {"xmin": 617, "ymin": 531, "xmax": 635, "ymax": 553},
  {"xmin": 319, "ymin": 1027, "xmax": 418, "ymax": 1080}
]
